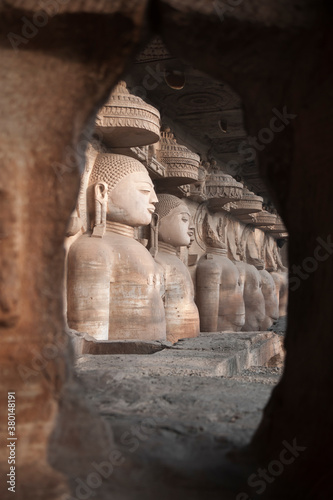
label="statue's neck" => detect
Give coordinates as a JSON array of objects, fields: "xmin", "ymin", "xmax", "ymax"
[
  {"xmin": 106, "ymin": 221, "xmax": 135, "ymax": 238},
  {"xmin": 158, "ymin": 241, "xmax": 177, "ymax": 255},
  {"xmin": 206, "ymin": 246, "xmax": 227, "ymax": 256}
]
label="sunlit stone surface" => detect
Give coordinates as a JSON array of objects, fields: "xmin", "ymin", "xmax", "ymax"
[
  {"xmin": 67, "ymin": 154, "xmax": 166, "ymax": 341},
  {"xmin": 154, "ymin": 194, "xmax": 200, "ymax": 342}
]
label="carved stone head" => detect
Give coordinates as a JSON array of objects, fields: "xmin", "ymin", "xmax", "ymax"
[
  {"xmin": 155, "ymin": 194, "xmax": 191, "ymax": 247},
  {"xmin": 202, "ymin": 213, "xmax": 227, "ymax": 250},
  {"xmin": 89, "ymin": 153, "xmax": 158, "ymax": 227}
]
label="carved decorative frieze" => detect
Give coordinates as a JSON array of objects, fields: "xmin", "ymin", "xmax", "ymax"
[
  {"xmin": 95, "ymin": 81, "xmax": 161, "ymax": 147},
  {"xmin": 157, "ymin": 128, "xmax": 201, "ymax": 185},
  {"xmin": 231, "ymin": 188, "xmax": 263, "ymax": 216}
]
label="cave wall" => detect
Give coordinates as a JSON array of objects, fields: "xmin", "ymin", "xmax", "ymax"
[{"xmin": 0, "ymin": 0, "xmax": 332, "ymax": 499}]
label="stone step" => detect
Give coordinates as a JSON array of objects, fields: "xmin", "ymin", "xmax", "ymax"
[{"xmin": 75, "ymin": 331, "xmax": 284, "ymax": 377}]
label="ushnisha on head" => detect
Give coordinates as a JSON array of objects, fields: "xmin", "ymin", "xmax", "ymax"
[
  {"xmin": 154, "ymin": 194, "xmax": 192, "ymax": 247},
  {"xmin": 89, "ymin": 153, "xmax": 158, "ymax": 228}
]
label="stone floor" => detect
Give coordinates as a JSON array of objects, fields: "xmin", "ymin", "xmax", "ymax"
[{"xmin": 72, "ymin": 332, "xmax": 284, "ymax": 500}]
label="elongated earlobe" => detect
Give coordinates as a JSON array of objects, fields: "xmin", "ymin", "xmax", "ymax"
[
  {"xmin": 149, "ymin": 213, "xmax": 159, "ymax": 258},
  {"xmin": 92, "ymin": 181, "xmax": 108, "ymax": 238}
]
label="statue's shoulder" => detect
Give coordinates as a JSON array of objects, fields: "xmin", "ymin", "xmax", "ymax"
[
  {"xmin": 68, "ymin": 233, "xmax": 111, "ymax": 264},
  {"xmin": 156, "ymin": 252, "xmax": 186, "ymax": 275},
  {"xmin": 197, "ymin": 254, "xmax": 222, "ymax": 274},
  {"xmin": 155, "ymin": 252, "xmax": 174, "ymax": 266}
]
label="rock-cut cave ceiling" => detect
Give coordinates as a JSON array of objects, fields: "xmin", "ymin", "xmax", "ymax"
[{"xmin": 125, "ymin": 36, "xmax": 270, "ymax": 201}]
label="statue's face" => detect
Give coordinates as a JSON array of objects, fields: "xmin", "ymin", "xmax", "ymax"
[
  {"xmin": 159, "ymin": 205, "xmax": 191, "ymax": 247},
  {"xmin": 187, "ymin": 224, "xmax": 195, "ymax": 247},
  {"xmin": 108, "ymin": 171, "xmax": 158, "ymax": 226}
]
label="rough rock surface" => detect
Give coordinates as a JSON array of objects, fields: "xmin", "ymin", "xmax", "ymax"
[
  {"xmin": 71, "ymin": 333, "xmax": 283, "ymax": 499},
  {"xmin": 0, "ymin": 2, "xmax": 149, "ymax": 499},
  {"xmin": 156, "ymin": 1, "xmax": 333, "ymax": 496},
  {"xmin": 1, "ymin": 0, "xmax": 332, "ymax": 498}
]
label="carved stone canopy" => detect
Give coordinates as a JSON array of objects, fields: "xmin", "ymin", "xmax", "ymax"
[
  {"xmin": 231, "ymin": 188, "xmax": 263, "ymax": 216},
  {"xmin": 205, "ymin": 165, "xmax": 243, "ymax": 212},
  {"xmin": 156, "ymin": 128, "xmax": 201, "ymax": 186},
  {"xmin": 95, "ymin": 81, "xmax": 161, "ymax": 148},
  {"xmin": 274, "ymin": 232, "xmax": 289, "ymax": 239},
  {"xmin": 135, "ymin": 36, "xmax": 172, "ymax": 63},
  {"xmin": 237, "ymin": 210, "xmax": 277, "ymax": 227},
  {"xmin": 254, "ymin": 210, "xmax": 278, "ymax": 227},
  {"xmin": 235, "ymin": 213, "xmax": 256, "ymax": 225},
  {"xmin": 188, "ymin": 163, "xmax": 208, "ymax": 202},
  {"xmin": 266, "ymin": 215, "xmax": 287, "ymax": 235}
]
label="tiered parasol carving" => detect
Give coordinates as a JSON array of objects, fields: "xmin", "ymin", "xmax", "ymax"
[
  {"xmin": 205, "ymin": 161, "xmax": 243, "ymax": 212},
  {"xmin": 230, "ymin": 188, "xmax": 263, "ymax": 218},
  {"xmin": 157, "ymin": 128, "xmax": 201, "ymax": 186},
  {"xmin": 95, "ymin": 81, "xmax": 160, "ymax": 147}
]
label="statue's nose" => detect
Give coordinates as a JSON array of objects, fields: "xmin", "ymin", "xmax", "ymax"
[{"xmin": 150, "ymin": 188, "xmax": 158, "ymax": 204}]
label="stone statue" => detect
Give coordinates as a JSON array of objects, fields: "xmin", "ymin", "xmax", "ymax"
[
  {"xmin": 258, "ymin": 269, "xmax": 279, "ymax": 329},
  {"xmin": 154, "ymin": 194, "xmax": 199, "ymax": 342},
  {"xmin": 67, "ymin": 153, "xmax": 166, "ymax": 341},
  {"xmin": 225, "ymin": 216, "xmax": 265, "ymax": 331},
  {"xmin": 240, "ymin": 226, "xmax": 265, "ymax": 270},
  {"xmin": 263, "ymin": 233, "xmax": 278, "ymax": 273},
  {"xmin": 240, "ymin": 227, "xmax": 279, "ymax": 329},
  {"xmin": 271, "ymin": 270, "xmax": 288, "ymax": 318},
  {"xmin": 265, "ymin": 234, "xmax": 288, "ymax": 318},
  {"xmin": 235, "ymin": 260, "xmax": 266, "ymax": 331},
  {"xmin": 228, "ymin": 224, "xmax": 265, "ymax": 331},
  {"xmin": 196, "ymin": 213, "xmax": 245, "ymax": 332}
]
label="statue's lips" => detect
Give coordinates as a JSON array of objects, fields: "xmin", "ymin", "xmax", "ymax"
[{"xmin": 147, "ymin": 207, "xmax": 155, "ymax": 214}]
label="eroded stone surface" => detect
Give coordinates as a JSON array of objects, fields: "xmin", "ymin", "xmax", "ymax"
[
  {"xmin": 0, "ymin": 1, "xmax": 149, "ymax": 498},
  {"xmin": 72, "ymin": 334, "xmax": 283, "ymax": 499},
  {"xmin": 3, "ymin": 0, "xmax": 332, "ymax": 499},
  {"xmin": 154, "ymin": 1, "xmax": 333, "ymax": 496}
]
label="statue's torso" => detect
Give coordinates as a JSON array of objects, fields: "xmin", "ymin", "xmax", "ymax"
[
  {"xmin": 67, "ymin": 232, "xmax": 166, "ymax": 341},
  {"xmin": 259, "ymin": 269, "xmax": 279, "ymax": 329},
  {"xmin": 196, "ymin": 253, "xmax": 245, "ymax": 332},
  {"xmin": 271, "ymin": 271, "xmax": 288, "ymax": 317},
  {"xmin": 155, "ymin": 251, "xmax": 199, "ymax": 342},
  {"xmin": 236, "ymin": 262, "xmax": 265, "ymax": 331}
]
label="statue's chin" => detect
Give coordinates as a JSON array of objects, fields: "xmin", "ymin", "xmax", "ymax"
[
  {"xmin": 170, "ymin": 236, "xmax": 191, "ymax": 247},
  {"xmin": 176, "ymin": 240, "xmax": 191, "ymax": 247},
  {"xmin": 107, "ymin": 211, "xmax": 152, "ymax": 227}
]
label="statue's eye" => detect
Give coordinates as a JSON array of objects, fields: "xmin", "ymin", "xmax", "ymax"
[{"xmin": 140, "ymin": 189, "xmax": 151, "ymax": 194}]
